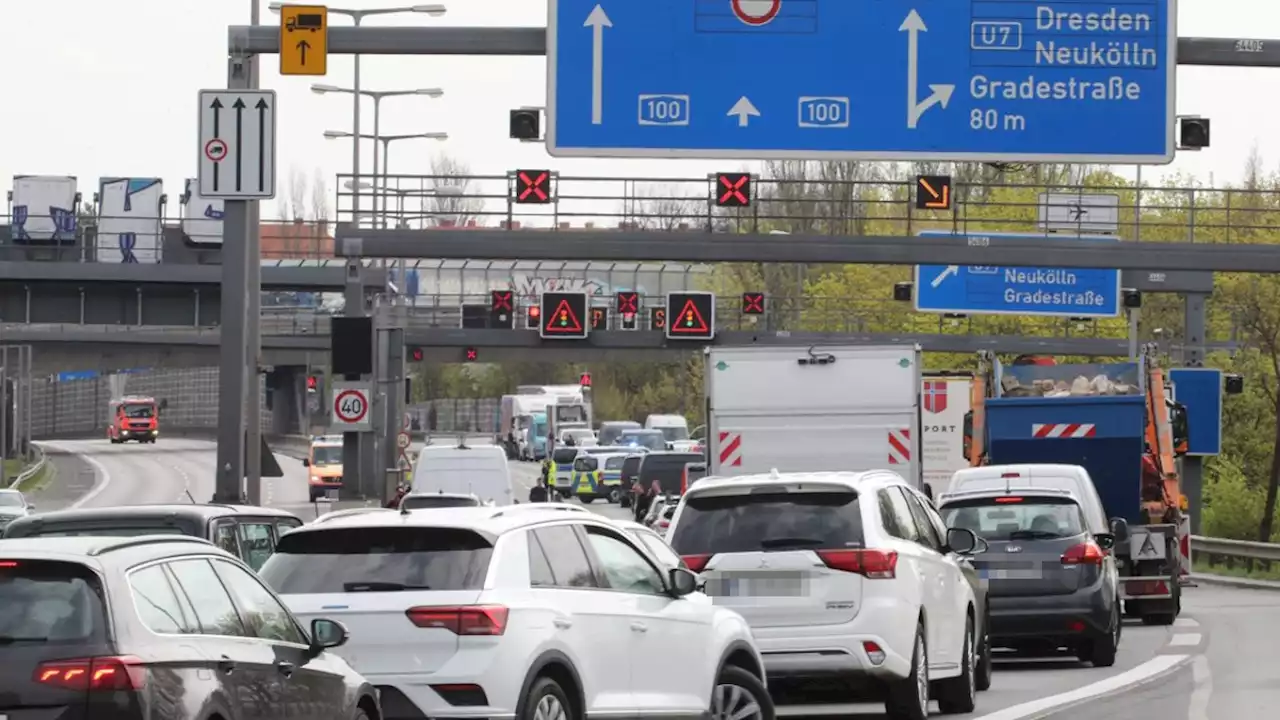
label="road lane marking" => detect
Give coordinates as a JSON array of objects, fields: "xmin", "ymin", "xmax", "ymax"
[
  {"xmin": 1169, "ymin": 633, "xmax": 1202, "ymax": 647},
  {"xmin": 972, "ymin": 653, "xmax": 1189, "ymax": 720},
  {"xmin": 1188, "ymin": 654, "xmax": 1212, "ymax": 720},
  {"xmin": 1174, "ymin": 617, "xmax": 1200, "ymax": 628},
  {"xmin": 35, "ymin": 441, "xmax": 115, "ymax": 509}
]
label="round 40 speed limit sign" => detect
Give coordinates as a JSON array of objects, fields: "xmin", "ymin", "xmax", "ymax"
[{"xmin": 332, "ymin": 387, "xmax": 371, "ymax": 428}]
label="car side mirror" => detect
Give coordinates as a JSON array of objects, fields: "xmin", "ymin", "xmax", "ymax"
[
  {"xmin": 922, "ymin": 484, "xmax": 935, "ymax": 501},
  {"xmin": 668, "ymin": 567, "xmax": 698, "ymax": 597},
  {"xmin": 25, "ymin": 502, "xmax": 35, "ymax": 510},
  {"xmin": 946, "ymin": 527, "xmax": 979, "ymax": 555},
  {"xmin": 1109, "ymin": 517, "xmax": 1130, "ymax": 543},
  {"xmin": 302, "ymin": 458, "xmax": 310, "ymax": 467},
  {"xmin": 1094, "ymin": 533, "xmax": 1116, "ymax": 551},
  {"xmin": 309, "ymin": 618, "xmax": 348, "ymax": 652}
]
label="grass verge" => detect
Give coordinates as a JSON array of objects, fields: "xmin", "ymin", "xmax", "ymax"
[
  {"xmin": 1194, "ymin": 557, "xmax": 1280, "ymax": 582},
  {"xmin": 2, "ymin": 456, "xmax": 57, "ymax": 494}
]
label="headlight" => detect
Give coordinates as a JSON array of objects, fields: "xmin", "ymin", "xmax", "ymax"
[{"xmin": 310, "ymin": 475, "xmax": 321, "ymax": 483}]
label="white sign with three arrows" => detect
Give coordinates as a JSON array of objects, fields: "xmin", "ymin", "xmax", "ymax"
[{"xmin": 197, "ymin": 89, "xmax": 278, "ymax": 200}]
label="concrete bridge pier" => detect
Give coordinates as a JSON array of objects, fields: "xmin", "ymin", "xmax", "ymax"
[{"xmin": 266, "ymin": 366, "xmax": 309, "ymax": 437}]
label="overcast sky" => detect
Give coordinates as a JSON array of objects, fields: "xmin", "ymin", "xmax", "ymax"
[{"xmin": 2, "ymin": 0, "xmax": 1275, "ymax": 220}]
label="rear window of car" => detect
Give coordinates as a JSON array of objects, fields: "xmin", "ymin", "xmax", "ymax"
[
  {"xmin": 941, "ymin": 497, "xmax": 1085, "ymax": 541},
  {"xmin": 669, "ymin": 488, "xmax": 864, "ymax": 555},
  {"xmin": 640, "ymin": 454, "xmax": 703, "ymax": 493},
  {"xmin": 0, "ymin": 560, "xmax": 108, "ymax": 645},
  {"xmin": 619, "ymin": 432, "xmax": 666, "ymax": 451},
  {"xmin": 260, "ymin": 527, "xmax": 494, "ymax": 594},
  {"xmin": 552, "ymin": 448, "xmax": 579, "ymax": 464},
  {"xmin": 399, "ymin": 495, "xmax": 481, "ymax": 510}
]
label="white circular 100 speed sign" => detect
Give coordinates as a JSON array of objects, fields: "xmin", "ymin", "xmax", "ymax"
[{"xmin": 333, "ymin": 389, "xmax": 369, "ymax": 424}]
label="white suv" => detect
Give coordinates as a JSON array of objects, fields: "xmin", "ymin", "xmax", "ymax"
[
  {"xmin": 665, "ymin": 470, "xmax": 983, "ymax": 720},
  {"xmin": 259, "ymin": 504, "xmax": 773, "ymax": 720}
]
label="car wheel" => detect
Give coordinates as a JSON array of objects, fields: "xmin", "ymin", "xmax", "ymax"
[
  {"xmin": 935, "ymin": 614, "xmax": 977, "ymax": 714},
  {"xmin": 885, "ymin": 622, "xmax": 929, "ymax": 720},
  {"xmin": 608, "ymin": 488, "xmax": 622, "ymax": 504},
  {"xmin": 520, "ymin": 675, "xmax": 576, "ymax": 720},
  {"xmin": 620, "ymin": 494, "xmax": 632, "ymax": 508},
  {"xmin": 580, "ymin": 496, "xmax": 595, "ymax": 504},
  {"xmin": 710, "ymin": 665, "xmax": 773, "ymax": 720},
  {"xmin": 1085, "ymin": 603, "xmax": 1120, "ymax": 667},
  {"xmin": 974, "ymin": 611, "xmax": 993, "ymax": 691}
]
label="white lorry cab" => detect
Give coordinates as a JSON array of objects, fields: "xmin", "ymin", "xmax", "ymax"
[
  {"xmin": 411, "ymin": 443, "xmax": 515, "ymax": 506},
  {"xmin": 705, "ymin": 344, "xmax": 924, "ymax": 487}
]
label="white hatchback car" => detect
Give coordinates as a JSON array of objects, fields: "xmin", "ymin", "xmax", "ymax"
[
  {"xmin": 259, "ymin": 503, "xmax": 773, "ymax": 720},
  {"xmin": 665, "ymin": 470, "xmax": 983, "ymax": 720}
]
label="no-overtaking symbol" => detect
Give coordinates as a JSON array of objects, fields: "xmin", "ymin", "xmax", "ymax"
[
  {"xmin": 334, "ymin": 389, "xmax": 368, "ymax": 424},
  {"xmin": 204, "ymin": 139, "xmax": 228, "ymax": 162},
  {"xmin": 397, "ymin": 432, "xmax": 411, "ymax": 449}
]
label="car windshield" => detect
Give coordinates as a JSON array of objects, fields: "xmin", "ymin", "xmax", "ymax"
[
  {"xmin": 122, "ymin": 404, "xmax": 154, "ymax": 419},
  {"xmin": 598, "ymin": 425, "xmax": 639, "ymax": 445},
  {"xmin": 0, "ymin": 561, "xmax": 107, "ymax": 645},
  {"xmin": 0, "ymin": 493, "xmax": 24, "ymax": 508},
  {"xmin": 312, "ymin": 446, "xmax": 342, "ymax": 466},
  {"xmin": 669, "ymin": 488, "xmax": 865, "ymax": 555},
  {"xmin": 619, "ymin": 432, "xmax": 666, "ymax": 450},
  {"xmin": 941, "ymin": 497, "xmax": 1086, "ymax": 541},
  {"xmin": 656, "ymin": 426, "xmax": 690, "ymax": 442},
  {"xmin": 261, "ymin": 526, "xmax": 494, "ymax": 594}
]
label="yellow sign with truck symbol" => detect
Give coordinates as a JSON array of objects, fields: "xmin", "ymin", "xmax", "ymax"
[{"xmin": 280, "ymin": 5, "xmax": 328, "ymax": 76}]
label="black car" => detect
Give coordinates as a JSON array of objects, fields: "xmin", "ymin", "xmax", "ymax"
[
  {"xmin": 618, "ymin": 454, "xmax": 646, "ymax": 508},
  {"xmin": 637, "ymin": 451, "xmax": 705, "ymax": 496},
  {"xmin": 939, "ymin": 491, "xmax": 1122, "ymax": 667},
  {"xmin": 2, "ymin": 504, "xmax": 303, "ymax": 572},
  {"xmin": 0, "ymin": 534, "xmax": 379, "ymax": 720}
]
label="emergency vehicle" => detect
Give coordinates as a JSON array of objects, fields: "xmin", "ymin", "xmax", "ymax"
[
  {"xmin": 302, "ymin": 435, "xmax": 344, "ymax": 502},
  {"xmin": 106, "ymin": 395, "xmax": 159, "ymax": 444}
]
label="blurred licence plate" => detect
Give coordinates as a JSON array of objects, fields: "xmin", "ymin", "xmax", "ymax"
[
  {"xmin": 709, "ymin": 573, "xmax": 808, "ymax": 597},
  {"xmin": 980, "ymin": 567, "xmax": 1043, "ymax": 580}
]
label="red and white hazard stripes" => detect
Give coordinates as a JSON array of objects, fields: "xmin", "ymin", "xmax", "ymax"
[
  {"xmin": 718, "ymin": 432, "xmax": 743, "ymax": 468},
  {"xmin": 1178, "ymin": 515, "xmax": 1193, "ymax": 584},
  {"xmin": 888, "ymin": 429, "xmax": 912, "ymax": 465},
  {"xmin": 1032, "ymin": 423, "xmax": 1097, "ymax": 438}
]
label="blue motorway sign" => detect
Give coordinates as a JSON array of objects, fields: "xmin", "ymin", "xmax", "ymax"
[
  {"xmin": 1168, "ymin": 368, "xmax": 1222, "ymax": 456},
  {"xmin": 914, "ymin": 232, "xmax": 1121, "ymax": 317},
  {"xmin": 546, "ymin": 0, "xmax": 1177, "ymax": 162}
]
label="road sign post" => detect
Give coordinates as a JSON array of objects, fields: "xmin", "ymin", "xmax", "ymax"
[
  {"xmin": 197, "ymin": 89, "xmax": 277, "ymax": 200},
  {"xmin": 914, "ymin": 231, "xmax": 1121, "ymax": 317},
  {"xmin": 279, "ymin": 5, "xmax": 329, "ymax": 76},
  {"xmin": 331, "ymin": 382, "xmax": 373, "ymax": 431},
  {"xmin": 547, "ymin": 1, "xmax": 1176, "ymax": 162}
]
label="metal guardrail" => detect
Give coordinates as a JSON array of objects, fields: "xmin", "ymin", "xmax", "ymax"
[
  {"xmin": 1191, "ymin": 535, "xmax": 1280, "ymax": 563},
  {"xmin": 8, "ymin": 446, "xmax": 47, "ymax": 489}
]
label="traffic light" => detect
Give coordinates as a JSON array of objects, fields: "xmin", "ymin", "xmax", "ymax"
[
  {"xmin": 408, "ymin": 346, "xmax": 425, "ymax": 362},
  {"xmin": 306, "ymin": 375, "xmax": 319, "ymax": 391},
  {"xmin": 590, "ymin": 307, "xmax": 610, "ymax": 331},
  {"xmin": 650, "ymin": 307, "xmax": 666, "ymax": 331},
  {"xmin": 465, "ymin": 347, "xmax": 479, "ymax": 362},
  {"xmin": 665, "ymin": 291, "xmax": 716, "ymax": 340},
  {"xmin": 616, "ymin": 291, "xmax": 640, "ymax": 331},
  {"xmin": 539, "ymin": 291, "xmax": 589, "ymax": 339},
  {"xmin": 525, "ymin": 304, "xmax": 541, "ymax": 330},
  {"xmin": 579, "ymin": 372, "xmax": 592, "ymax": 388},
  {"xmin": 514, "ymin": 169, "xmax": 552, "ymax": 204},
  {"xmin": 742, "ymin": 292, "xmax": 765, "ymax": 315},
  {"xmin": 491, "ymin": 290, "xmax": 515, "ymax": 329}
]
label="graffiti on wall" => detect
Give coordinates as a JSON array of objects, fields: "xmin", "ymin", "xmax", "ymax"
[
  {"xmin": 181, "ymin": 178, "xmax": 224, "ymax": 248},
  {"xmin": 97, "ymin": 178, "xmax": 164, "ymax": 263},
  {"xmin": 507, "ymin": 275, "xmax": 610, "ymax": 299},
  {"xmin": 10, "ymin": 175, "xmax": 77, "ymax": 245}
]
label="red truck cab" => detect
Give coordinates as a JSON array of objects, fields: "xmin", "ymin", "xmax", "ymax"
[{"xmin": 107, "ymin": 396, "xmax": 159, "ymax": 443}]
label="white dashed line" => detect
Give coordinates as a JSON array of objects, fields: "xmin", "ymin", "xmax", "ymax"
[
  {"xmin": 1175, "ymin": 617, "xmax": 1200, "ymax": 628},
  {"xmin": 1169, "ymin": 633, "xmax": 1203, "ymax": 647}
]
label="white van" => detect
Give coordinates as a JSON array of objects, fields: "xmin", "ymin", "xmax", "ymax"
[
  {"xmin": 644, "ymin": 414, "xmax": 690, "ymax": 448},
  {"xmin": 940, "ymin": 463, "xmax": 1110, "ymax": 534},
  {"xmin": 411, "ymin": 444, "xmax": 515, "ymax": 506}
]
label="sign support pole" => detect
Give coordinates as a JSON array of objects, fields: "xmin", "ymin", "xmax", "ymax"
[
  {"xmin": 378, "ymin": 300, "xmax": 407, "ymax": 489},
  {"xmin": 245, "ymin": 5, "xmax": 264, "ymax": 506},
  {"xmin": 340, "ymin": 259, "xmax": 369, "ymax": 500},
  {"xmin": 1182, "ymin": 292, "xmax": 1208, "ymax": 535},
  {"xmin": 214, "ymin": 55, "xmax": 252, "ymax": 504}
]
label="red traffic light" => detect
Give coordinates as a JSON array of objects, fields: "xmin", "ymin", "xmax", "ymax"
[
  {"xmin": 465, "ymin": 347, "xmax": 479, "ymax": 362},
  {"xmin": 306, "ymin": 375, "xmax": 318, "ymax": 390},
  {"xmin": 579, "ymin": 372, "xmax": 592, "ymax": 387},
  {"xmin": 409, "ymin": 347, "xmax": 425, "ymax": 362}
]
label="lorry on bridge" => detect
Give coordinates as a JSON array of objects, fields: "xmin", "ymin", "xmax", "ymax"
[{"xmin": 964, "ymin": 350, "xmax": 1190, "ymax": 625}]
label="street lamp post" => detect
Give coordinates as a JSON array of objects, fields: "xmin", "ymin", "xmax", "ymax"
[{"xmin": 313, "ymin": 85, "xmax": 443, "ymax": 224}]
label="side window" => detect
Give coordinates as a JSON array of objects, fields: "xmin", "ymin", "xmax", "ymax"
[
  {"xmin": 531, "ymin": 525, "xmax": 598, "ymax": 588},
  {"xmin": 276, "ymin": 519, "xmax": 302, "ymax": 539},
  {"xmin": 168, "ymin": 559, "xmax": 247, "ymax": 637},
  {"xmin": 238, "ymin": 522, "xmax": 277, "ymax": 572},
  {"xmin": 883, "ymin": 488, "xmax": 920, "ymax": 543},
  {"xmin": 636, "ymin": 531, "xmax": 682, "ymax": 569},
  {"xmin": 583, "ymin": 527, "xmax": 666, "ymax": 596},
  {"xmin": 129, "ymin": 565, "xmax": 191, "ymax": 634},
  {"xmin": 212, "ymin": 522, "xmax": 241, "ymax": 557},
  {"xmin": 901, "ymin": 490, "xmax": 943, "ymax": 551},
  {"xmin": 212, "ymin": 560, "xmax": 306, "ymax": 645},
  {"xmin": 878, "ymin": 491, "xmax": 907, "ymax": 539},
  {"xmin": 527, "ymin": 531, "xmax": 557, "ymax": 587}
]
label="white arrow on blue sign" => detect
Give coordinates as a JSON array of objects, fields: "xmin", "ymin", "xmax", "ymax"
[{"xmin": 913, "ymin": 232, "xmax": 1121, "ymax": 318}]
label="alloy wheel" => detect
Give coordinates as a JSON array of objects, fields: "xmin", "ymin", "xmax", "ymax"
[{"xmin": 711, "ymin": 682, "xmax": 764, "ymax": 720}]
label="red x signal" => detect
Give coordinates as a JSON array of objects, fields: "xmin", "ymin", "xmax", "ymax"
[
  {"xmin": 465, "ymin": 347, "xmax": 478, "ymax": 362},
  {"xmin": 491, "ymin": 290, "xmax": 513, "ymax": 312},
  {"xmin": 515, "ymin": 169, "xmax": 551, "ymax": 204},
  {"xmin": 615, "ymin": 291, "xmax": 639, "ymax": 315},
  {"xmin": 716, "ymin": 173, "xmax": 751, "ymax": 208},
  {"xmin": 742, "ymin": 292, "xmax": 765, "ymax": 315}
]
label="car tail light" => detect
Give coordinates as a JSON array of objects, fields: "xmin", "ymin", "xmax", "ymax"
[
  {"xmin": 406, "ymin": 606, "xmax": 508, "ymax": 635},
  {"xmin": 682, "ymin": 554, "xmax": 712, "ymax": 572},
  {"xmin": 1061, "ymin": 542, "xmax": 1105, "ymax": 566},
  {"xmin": 35, "ymin": 657, "xmax": 146, "ymax": 691},
  {"xmin": 818, "ymin": 549, "xmax": 898, "ymax": 579},
  {"xmin": 862, "ymin": 641, "xmax": 886, "ymax": 665},
  {"xmin": 0, "ymin": 561, "xmax": 17, "ymax": 568},
  {"xmin": 994, "ymin": 496, "xmax": 1023, "ymax": 503}
]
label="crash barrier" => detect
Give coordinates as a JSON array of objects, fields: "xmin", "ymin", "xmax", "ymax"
[{"xmin": 7, "ymin": 445, "xmax": 47, "ymax": 489}]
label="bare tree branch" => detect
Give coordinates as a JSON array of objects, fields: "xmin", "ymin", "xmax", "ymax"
[{"xmin": 424, "ymin": 153, "xmax": 486, "ymax": 227}]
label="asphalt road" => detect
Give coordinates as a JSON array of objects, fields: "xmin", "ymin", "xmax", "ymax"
[{"xmin": 32, "ymin": 438, "xmax": 1278, "ymax": 720}]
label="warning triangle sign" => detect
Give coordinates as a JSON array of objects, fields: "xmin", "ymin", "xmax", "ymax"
[
  {"xmin": 671, "ymin": 298, "xmax": 710, "ymax": 333},
  {"xmin": 545, "ymin": 299, "xmax": 584, "ymax": 333}
]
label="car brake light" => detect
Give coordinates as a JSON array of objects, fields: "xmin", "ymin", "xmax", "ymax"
[
  {"xmin": 994, "ymin": 496, "xmax": 1023, "ymax": 503},
  {"xmin": 862, "ymin": 641, "xmax": 886, "ymax": 665},
  {"xmin": 1061, "ymin": 542, "xmax": 1105, "ymax": 566},
  {"xmin": 406, "ymin": 606, "xmax": 508, "ymax": 635},
  {"xmin": 0, "ymin": 561, "xmax": 17, "ymax": 568},
  {"xmin": 681, "ymin": 554, "xmax": 711, "ymax": 572},
  {"xmin": 818, "ymin": 549, "xmax": 897, "ymax": 579},
  {"xmin": 1000, "ymin": 473, "xmax": 1020, "ymax": 478},
  {"xmin": 35, "ymin": 657, "xmax": 146, "ymax": 691}
]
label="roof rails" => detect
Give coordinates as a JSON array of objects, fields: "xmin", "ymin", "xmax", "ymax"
[
  {"xmin": 488, "ymin": 504, "xmax": 589, "ymax": 519},
  {"xmin": 87, "ymin": 535, "xmax": 213, "ymax": 557}
]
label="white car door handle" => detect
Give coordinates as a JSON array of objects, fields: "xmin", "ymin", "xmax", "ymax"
[
  {"xmin": 630, "ymin": 621, "xmax": 648, "ymax": 633},
  {"xmin": 554, "ymin": 618, "xmax": 573, "ymax": 629}
]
